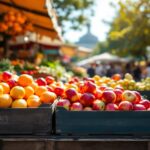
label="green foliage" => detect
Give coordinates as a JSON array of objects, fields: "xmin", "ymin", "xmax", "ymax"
[
  {"xmin": 39, "ymin": 60, "xmax": 69, "ymax": 79},
  {"xmin": 0, "ymin": 59, "xmax": 14, "ymax": 72},
  {"xmin": 53, "ymin": 0, "xmax": 94, "ymax": 34},
  {"xmin": 96, "ymin": 0, "xmax": 150, "ymax": 59},
  {"xmin": 107, "ymin": 0, "xmax": 150, "ymax": 58}
]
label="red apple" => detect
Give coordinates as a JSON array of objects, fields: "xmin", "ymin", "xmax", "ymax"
[
  {"xmin": 70, "ymin": 102, "xmax": 83, "ymax": 111},
  {"xmin": 7, "ymin": 79, "xmax": 17, "ymax": 88},
  {"xmin": 2, "ymin": 71, "xmax": 12, "ymax": 81},
  {"xmin": 65, "ymin": 88, "xmax": 79, "ymax": 102},
  {"xmin": 78, "ymin": 82, "xmax": 85, "ymax": 93},
  {"xmin": 101, "ymin": 90, "xmax": 116, "ymax": 103},
  {"xmin": 92, "ymin": 100, "xmax": 105, "ymax": 110},
  {"xmin": 68, "ymin": 80, "xmax": 74, "ymax": 84},
  {"xmin": 115, "ymin": 86, "xmax": 124, "ymax": 92},
  {"xmin": 84, "ymin": 81, "xmax": 96, "ymax": 94},
  {"xmin": 46, "ymin": 76, "xmax": 54, "ymax": 84},
  {"xmin": 99, "ymin": 85, "xmax": 107, "ymax": 91},
  {"xmin": 139, "ymin": 100, "xmax": 150, "ymax": 109},
  {"xmin": 83, "ymin": 77, "xmax": 95, "ymax": 83},
  {"xmin": 114, "ymin": 89, "xmax": 123, "ymax": 103},
  {"xmin": 57, "ymin": 99, "xmax": 71, "ymax": 110},
  {"xmin": 36, "ymin": 78, "xmax": 47, "ymax": 86},
  {"xmin": 133, "ymin": 104, "xmax": 146, "ymax": 111},
  {"xmin": 80, "ymin": 93, "xmax": 95, "ymax": 106},
  {"xmin": 73, "ymin": 77, "xmax": 79, "ymax": 82},
  {"xmin": 122, "ymin": 90, "xmax": 136, "ymax": 103},
  {"xmin": 54, "ymin": 87, "xmax": 64, "ymax": 96},
  {"xmin": 106, "ymin": 103, "xmax": 118, "ymax": 111},
  {"xmin": 47, "ymin": 86, "xmax": 54, "ymax": 92},
  {"xmin": 83, "ymin": 107, "xmax": 92, "ymax": 111},
  {"xmin": 118, "ymin": 101, "xmax": 133, "ymax": 111},
  {"xmin": 133, "ymin": 91, "xmax": 142, "ymax": 104},
  {"xmin": 104, "ymin": 87, "xmax": 114, "ymax": 91},
  {"xmin": 94, "ymin": 89, "xmax": 102, "ymax": 99}
]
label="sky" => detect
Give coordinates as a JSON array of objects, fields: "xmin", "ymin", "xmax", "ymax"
[{"xmin": 64, "ymin": 0, "xmax": 119, "ymax": 43}]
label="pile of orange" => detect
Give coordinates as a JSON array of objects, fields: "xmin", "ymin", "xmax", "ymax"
[
  {"xmin": 0, "ymin": 11, "xmax": 33, "ymax": 36},
  {"xmin": 0, "ymin": 72, "xmax": 57, "ymax": 108}
]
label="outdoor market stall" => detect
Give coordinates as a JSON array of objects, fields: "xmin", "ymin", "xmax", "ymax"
[
  {"xmin": 76, "ymin": 53, "xmax": 130, "ymax": 67},
  {"xmin": 0, "ymin": 1, "xmax": 150, "ymax": 150},
  {"xmin": 0, "ymin": 0, "xmax": 62, "ymax": 58}
]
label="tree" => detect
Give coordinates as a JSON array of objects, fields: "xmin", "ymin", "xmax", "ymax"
[
  {"xmin": 53, "ymin": 0, "xmax": 94, "ymax": 34},
  {"xmin": 100, "ymin": 0, "xmax": 150, "ymax": 59}
]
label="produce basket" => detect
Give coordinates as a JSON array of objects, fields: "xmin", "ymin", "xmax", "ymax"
[
  {"xmin": 55, "ymin": 107, "xmax": 150, "ymax": 137},
  {"xmin": 0, "ymin": 105, "xmax": 53, "ymax": 135}
]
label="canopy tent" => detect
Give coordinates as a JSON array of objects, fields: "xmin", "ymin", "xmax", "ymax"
[
  {"xmin": 76, "ymin": 52, "xmax": 129, "ymax": 67},
  {"xmin": 0, "ymin": 0, "xmax": 62, "ymax": 40}
]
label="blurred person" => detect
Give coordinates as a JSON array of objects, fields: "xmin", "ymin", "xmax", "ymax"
[
  {"xmin": 133, "ymin": 63, "xmax": 141, "ymax": 81},
  {"xmin": 125, "ymin": 63, "xmax": 133, "ymax": 74},
  {"xmin": 106, "ymin": 64, "xmax": 116, "ymax": 77},
  {"xmin": 145, "ymin": 62, "xmax": 150, "ymax": 77},
  {"xmin": 87, "ymin": 63, "xmax": 96, "ymax": 77},
  {"xmin": 114, "ymin": 65, "xmax": 123, "ymax": 75},
  {"xmin": 95, "ymin": 63, "xmax": 104, "ymax": 76}
]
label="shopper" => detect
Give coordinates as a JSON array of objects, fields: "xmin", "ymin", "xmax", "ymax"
[{"xmin": 87, "ymin": 63, "xmax": 96, "ymax": 77}]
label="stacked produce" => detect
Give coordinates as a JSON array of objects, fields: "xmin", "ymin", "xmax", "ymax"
[
  {"xmin": 0, "ymin": 71, "xmax": 149, "ymax": 111},
  {"xmin": 90, "ymin": 73, "xmax": 150, "ymax": 91},
  {"xmin": 0, "ymin": 11, "xmax": 33, "ymax": 36},
  {"xmin": 57, "ymin": 76, "xmax": 150, "ymax": 111},
  {"xmin": 0, "ymin": 71, "xmax": 57, "ymax": 108}
]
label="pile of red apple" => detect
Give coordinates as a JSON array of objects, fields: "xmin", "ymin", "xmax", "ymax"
[
  {"xmin": 1, "ymin": 71, "xmax": 150, "ymax": 111},
  {"xmin": 57, "ymin": 79, "xmax": 150, "ymax": 111}
]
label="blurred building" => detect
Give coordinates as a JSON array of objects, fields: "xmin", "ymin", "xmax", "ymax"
[
  {"xmin": 76, "ymin": 24, "xmax": 98, "ymax": 50},
  {"xmin": 60, "ymin": 44, "xmax": 92, "ymax": 59}
]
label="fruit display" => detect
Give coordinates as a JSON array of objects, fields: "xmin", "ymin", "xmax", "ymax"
[
  {"xmin": 0, "ymin": 71, "xmax": 57, "ymax": 108},
  {"xmin": 90, "ymin": 73, "xmax": 150, "ymax": 91},
  {"xmin": 110, "ymin": 73, "xmax": 150, "ymax": 91},
  {"xmin": 57, "ymin": 76, "xmax": 150, "ymax": 111},
  {"xmin": 0, "ymin": 11, "xmax": 33, "ymax": 36},
  {"xmin": 0, "ymin": 71, "xmax": 149, "ymax": 111}
]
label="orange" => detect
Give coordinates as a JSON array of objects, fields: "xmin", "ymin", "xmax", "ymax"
[
  {"xmin": 18, "ymin": 74, "xmax": 33, "ymax": 87},
  {"xmin": 0, "ymin": 85, "xmax": 3, "ymax": 95},
  {"xmin": 30, "ymin": 82, "xmax": 38, "ymax": 91},
  {"xmin": 0, "ymin": 94, "xmax": 12, "ymax": 108},
  {"xmin": 35, "ymin": 86, "xmax": 47, "ymax": 97},
  {"xmin": 0, "ymin": 82, "xmax": 10, "ymax": 94},
  {"xmin": 40, "ymin": 91, "xmax": 57, "ymax": 104},
  {"xmin": 27, "ymin": 95, "xmax": 41, "ymax": 108},
  {"xmin": 10, "ymin": 86, "xmax": 25, "ymax": 99},
  {"xmin": 24, "ymin": 86, "xmax": 34, "ymax": 99},
  {"xmin": 12, "ymin": 99, "xmax": 27, "ymax": 108}
]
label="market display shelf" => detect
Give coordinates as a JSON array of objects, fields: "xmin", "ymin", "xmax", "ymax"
[{"xmin": 55, "ymin": 107, "xmax": 150, "ymax": 136}]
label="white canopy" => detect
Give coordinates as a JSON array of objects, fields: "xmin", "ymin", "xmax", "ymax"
[{"xmin": 76, "ymin": 52, "xmax": 129, "ymax": 67}]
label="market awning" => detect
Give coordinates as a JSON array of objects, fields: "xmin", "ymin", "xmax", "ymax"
[
  {"xmin": 0, "ymin": 0, "xmax": 62, "ymax": 40},
  {"xmin": 76, "ymin": 53, "xmax": 129, "ymax": 67}
]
